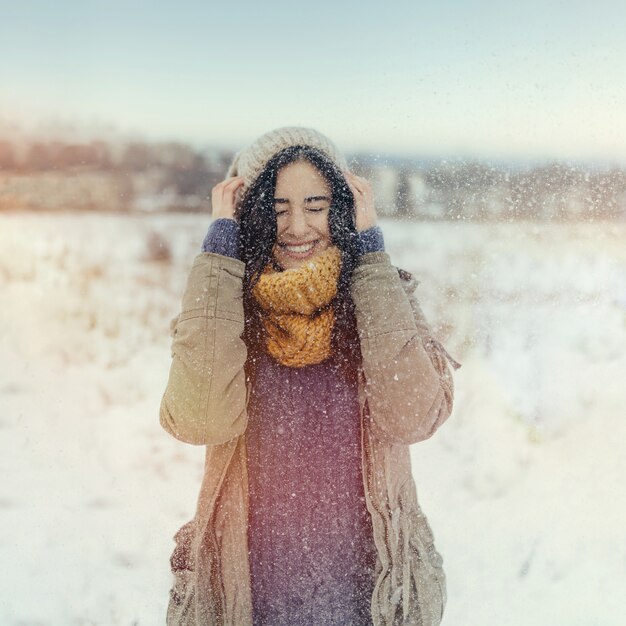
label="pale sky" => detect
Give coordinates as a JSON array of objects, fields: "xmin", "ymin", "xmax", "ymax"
[{"xmin": 2, "ymin": 0, "xmax": 625, "ymax": 162}]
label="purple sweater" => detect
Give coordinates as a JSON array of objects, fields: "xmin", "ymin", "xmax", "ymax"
[{"xmin": 202, "ymin": 220, "xmax": 385, "ymax": 626}]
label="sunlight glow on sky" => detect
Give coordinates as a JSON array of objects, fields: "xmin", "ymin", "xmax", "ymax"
[{"xmin": 2, "ymin": 0, "xmax": 625, "ymax": 161}]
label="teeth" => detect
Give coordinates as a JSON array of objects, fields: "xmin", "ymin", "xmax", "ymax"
[{"xmin": 283, "ymin": 242, "xmax": 316, "ymax": 253}]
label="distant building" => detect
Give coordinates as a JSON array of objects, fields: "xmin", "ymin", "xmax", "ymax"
[{"xmin": 368, "ymin": 166, "xmax": 398, "ymax": 216}]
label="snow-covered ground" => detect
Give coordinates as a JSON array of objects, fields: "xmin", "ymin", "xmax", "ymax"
[{"xmin": 1, "ymin": 212, "xmax": 624, "ymax": 625}]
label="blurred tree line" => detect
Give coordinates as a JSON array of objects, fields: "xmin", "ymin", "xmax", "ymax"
[
  {"xmin": 0, "ymin": 138, "xmax": 230, "ymax": 194},
  {"xmin": 0, "ymin": 137, "xmax": 624, "ymax": 220}
]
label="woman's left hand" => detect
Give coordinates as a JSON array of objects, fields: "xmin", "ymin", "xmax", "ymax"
[{"xmin": 344, "ymin": 171, "xmax": 378, "ymax": 232}]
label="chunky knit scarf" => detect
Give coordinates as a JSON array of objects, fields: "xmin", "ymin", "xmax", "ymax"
[{"xmin": 252, "ymin": 246, "xmax": 342, "ymax": 367}]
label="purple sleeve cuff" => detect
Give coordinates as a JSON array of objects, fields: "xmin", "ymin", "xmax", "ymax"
[
  {"xmin": 356, "ymin": 225, "xmax": 385, "ymax": 255},
  {"xmin": 201, "ymin": 218, "xmax": 240, "ymax": 259}
]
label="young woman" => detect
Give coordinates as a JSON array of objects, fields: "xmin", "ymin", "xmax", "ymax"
[{"xmin": 159, "ymin": 127, "xmax": 461, "ymax": 626}]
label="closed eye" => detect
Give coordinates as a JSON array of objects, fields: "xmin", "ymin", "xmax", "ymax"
[{"xmin": 275, "ymin": 207, "xmax": 329, "ymax": 216}]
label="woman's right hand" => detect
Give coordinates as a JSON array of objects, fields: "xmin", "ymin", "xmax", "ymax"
[{"xmin": 211, "ymin": 176, "xmax": 245, "ymax": 220}]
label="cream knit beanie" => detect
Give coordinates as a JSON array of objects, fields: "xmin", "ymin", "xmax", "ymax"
[{"xmin": 226, "ymin": 126, "xmax": 348, "ymax": 189}]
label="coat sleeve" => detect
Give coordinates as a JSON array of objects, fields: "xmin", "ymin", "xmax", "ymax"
[
  {"xmin": 159, "ymin": 252, "xmax": 249, "ymax": 445},
  {"xmin": 350, "ymin": 251, "xmax": 460, "ymax": 445}
]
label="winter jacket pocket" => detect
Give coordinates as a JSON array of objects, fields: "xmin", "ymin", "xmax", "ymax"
[
  {"xmin": 407, "ymin": 524, "xmax": 446, "ymax": 626},
  {"xmin": 399, "ymin": 481, "xmax": 446, "ymax": 626},
  {"xmin": 166, "ymin": 519, "xmax": 197, "ymax": 626}
]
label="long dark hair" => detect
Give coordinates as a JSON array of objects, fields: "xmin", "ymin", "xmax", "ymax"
[{"xmin": 237, "ymin": 145, "xmax": 362, "ymax": 378}]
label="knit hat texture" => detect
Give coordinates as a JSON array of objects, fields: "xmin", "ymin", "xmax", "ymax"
[{"xmin": 226, "ymin": 126, "xmax": 348, "ymax": 190}]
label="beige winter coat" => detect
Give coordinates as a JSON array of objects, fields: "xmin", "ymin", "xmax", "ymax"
[{"xmin": 160, "ymin": 250, "xmax": 461, "ymax": 626}]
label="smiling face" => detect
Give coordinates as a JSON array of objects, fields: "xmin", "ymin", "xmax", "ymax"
[{"xmin": 271, "ymin": 159, "xmax": 333, "ymax": 271}]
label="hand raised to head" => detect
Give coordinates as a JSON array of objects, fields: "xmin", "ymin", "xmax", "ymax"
[
  {"xmin": 343, "ymin": 171, "xmax": 378, "ymax": 232},
  {"xmin": 211, "ymin": 176, "xmax": 245, "ymax": 221}
]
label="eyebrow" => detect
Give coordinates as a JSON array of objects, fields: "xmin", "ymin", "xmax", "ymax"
[{"xmin": 273, "ymin": 195, "xmax": 331, "ymax": 204}]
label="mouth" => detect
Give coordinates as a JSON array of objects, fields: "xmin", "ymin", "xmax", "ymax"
[{"xmin": 277, "ymin": 239, "xmax": 320, "ymax": 258}]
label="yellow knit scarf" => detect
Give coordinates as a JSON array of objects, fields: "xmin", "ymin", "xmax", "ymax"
[{"xmin": 252, "ymin": 246, "xmax": 343, "ymax": 367}]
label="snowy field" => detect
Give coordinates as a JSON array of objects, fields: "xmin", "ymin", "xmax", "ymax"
[{"xmin": 0, "ymin": 211, "xmax": 624, "ymax": 626}]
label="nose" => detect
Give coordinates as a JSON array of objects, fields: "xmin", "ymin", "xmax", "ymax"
[{"xmin": 284, "ymin": 209, "xmax": 310, "ymax": 239}]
